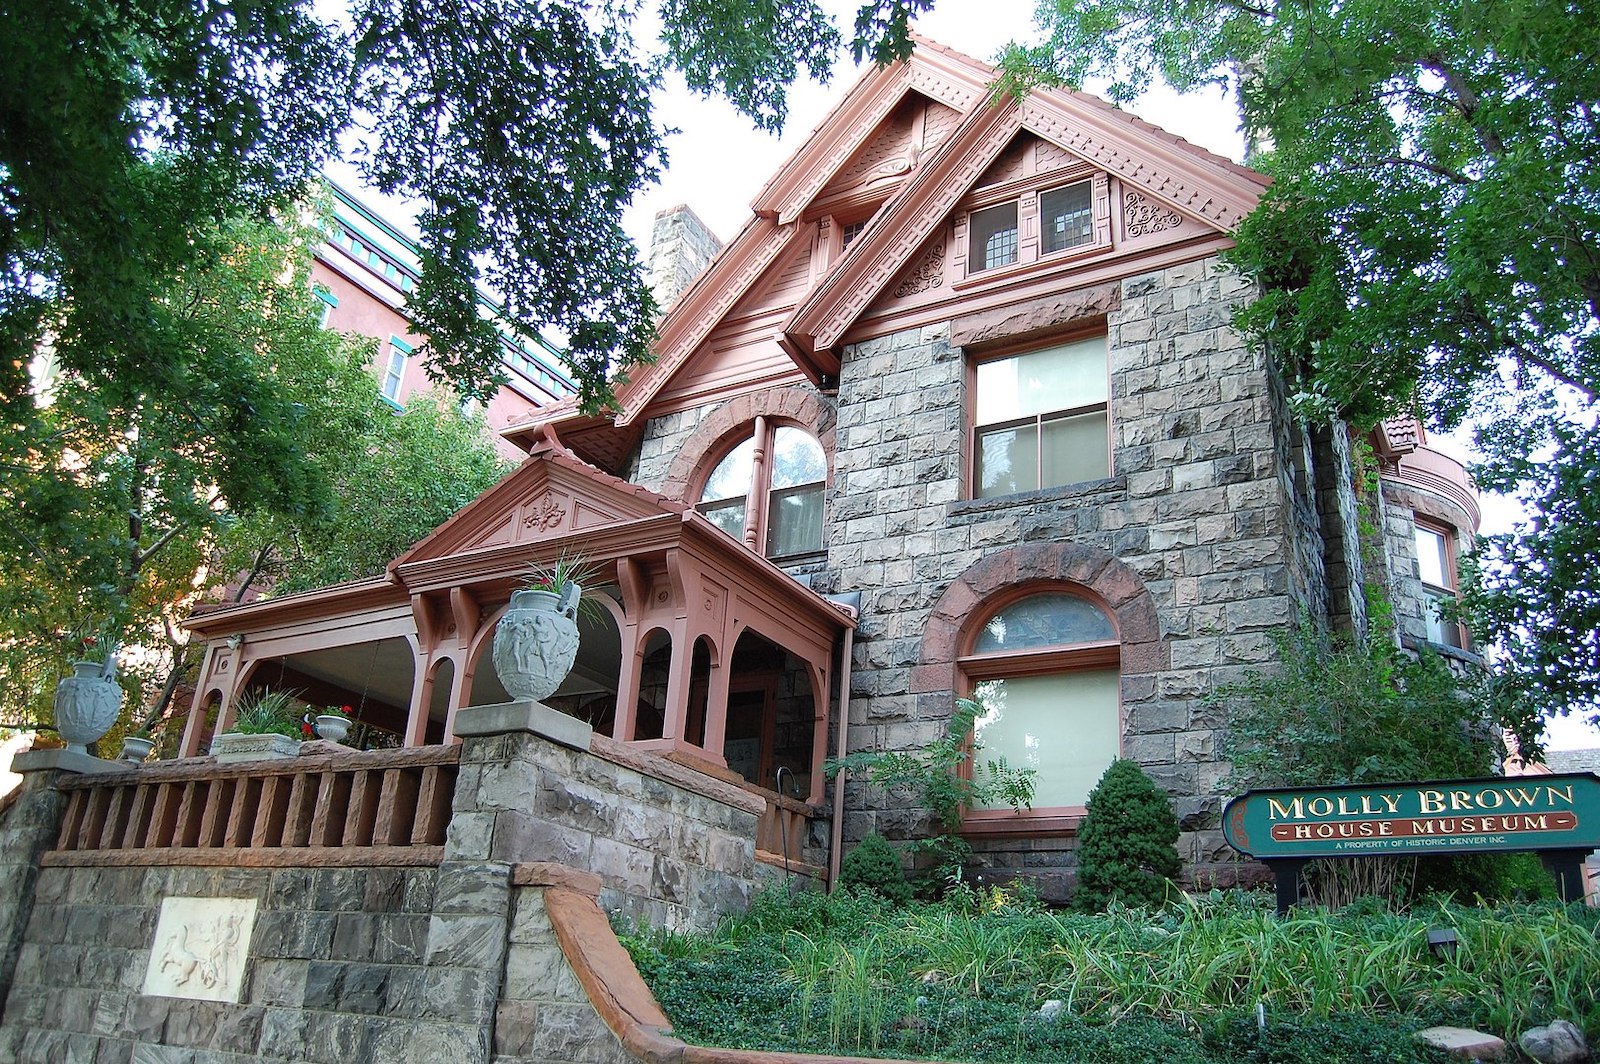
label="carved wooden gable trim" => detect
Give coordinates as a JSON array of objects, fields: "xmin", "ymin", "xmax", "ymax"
[
  {"xmin": 395, "ymin": 447, "xmax": 682, "ymax": 565},
  {"xmin": 616, "ymin": 221, "xmax": 800, "ymax": 427},
  {"xmin": 1018, "ymin": 97, "xmax": 1260, "ymax": 232}
]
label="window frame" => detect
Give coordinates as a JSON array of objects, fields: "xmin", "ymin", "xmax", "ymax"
[
  {"xmin": 381, "ymin": 335, "xmax": 412, "ymax": 407},
  {"xmin": 956, "ymin": 584, "xmax": 1123, "ymax": 833},
  {"xmin": 1414, "ymin": 518, "xmax": 1468, "ymax": 651},
  {"xmin": 966, "ymin": 330, "xmax": 1113, "ymax": 499},
  {"xmin": 956, "ymin": 170, "xmax": 1110, "ymax": 282},
  {"xmin": 694, "ymin": 417, "xmax": 829, "ymax": 562}
]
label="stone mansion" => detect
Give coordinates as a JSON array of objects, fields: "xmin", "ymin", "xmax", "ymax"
[{"xmin": 172, "ymin": 38, "xmax": 1478, "ymax": 899}]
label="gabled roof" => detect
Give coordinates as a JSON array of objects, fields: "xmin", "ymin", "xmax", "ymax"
[
  {"xmin": 502, "ymin": 37, "xmax": 1267, "ymax": 461},
  {"xmin": 393, "ymin": 429, "xmax": 685, "ymax": 569}
]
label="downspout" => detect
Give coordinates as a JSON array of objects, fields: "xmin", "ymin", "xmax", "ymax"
[{"xmin": 828, "ymin": 616, "xmax": 856, "ymax": 891}]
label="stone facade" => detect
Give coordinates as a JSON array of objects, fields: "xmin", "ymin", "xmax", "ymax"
[{"xmin": 625, "ymin": 255, "xmax": 1337, "ymax": 897}]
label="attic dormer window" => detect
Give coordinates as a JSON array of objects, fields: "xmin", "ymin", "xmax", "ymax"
[
  {"xmin": 959, "ymin": 173, "xmax": 1108, "ymax": 281},
  {"xmin": 1041, "ymin": 181, "xmax": 1093, "ymax": 254},
  {"xmin": 969, "ymin": 202, "xmax": 1019, "ymax": 271}
]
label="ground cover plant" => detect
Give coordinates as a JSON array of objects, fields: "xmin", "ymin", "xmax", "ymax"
[{"xmin": 620, "ymin": 885, "xmax": 1600, "ymax": 1062}]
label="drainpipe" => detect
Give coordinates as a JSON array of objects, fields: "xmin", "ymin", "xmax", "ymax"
[{"xmin": 828, "ymin": 618, "xmax": 856, "ymax": 891}]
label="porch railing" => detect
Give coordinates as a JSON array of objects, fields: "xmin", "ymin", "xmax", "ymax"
[{"xmin": 45, "ymin": 745, "xmax": 458, "ymax": 867}]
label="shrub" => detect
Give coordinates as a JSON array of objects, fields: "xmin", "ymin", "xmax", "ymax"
[
  {"xmin": 839, "ymin": 833, "xmax": 913, "ymax": 905},
  {"xmin": 1073, "ymin": 758, "xmax": 1181, "ymax": 911},
  {"xmin": 826, "ymin": 695, "xmax": 1034, "ymax": 894}
]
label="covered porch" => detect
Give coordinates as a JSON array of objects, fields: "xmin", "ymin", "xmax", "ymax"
[{"xmin": 179, "ymin": 441, "xmax": 856, "ymax": 812}]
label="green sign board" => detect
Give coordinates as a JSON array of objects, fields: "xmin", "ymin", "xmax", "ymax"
[{"xmin": 1222, "ymin": 773, "xmax": 1600, "ymax": 860}]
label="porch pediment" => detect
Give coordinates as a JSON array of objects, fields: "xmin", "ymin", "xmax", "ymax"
[{"xmin": 393, "ymin": 436, "xmax": 687, "ymax": 568}]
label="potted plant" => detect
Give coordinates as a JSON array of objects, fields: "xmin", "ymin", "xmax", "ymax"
[
  {"xmin": 491, "ymin": 553, "xmax": 598, "ymax": 702},
  {"xmin": 315, "ymin": 704, "xmax": 353, "ymax": 743},
  {"xmin": 53, "ymin": 632, "xmax": 125, "ymax": 756},
  {"xmin": 120, "ymin": 727, "xmax": 156, "ymax": 762},
  {"xmin": 211, "ymin": 689, "xmax": 304, "ymax": 762}
]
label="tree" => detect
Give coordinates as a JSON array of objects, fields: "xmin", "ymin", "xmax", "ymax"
[
  {"xmin": 1002, "ymin": 0, "xmax": 1600, "ymax": 724},
  {"xmin": 0, "ymin": 203, "xmax": 506, "ymax": 733},
  {"xmin": 1, "ymin": 0, "xmax": 858, "ymax": 419}
]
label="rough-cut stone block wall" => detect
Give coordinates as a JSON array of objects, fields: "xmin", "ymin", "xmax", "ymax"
[
  {"xmin": 450, "ymin": 726, "xmax": 763, "ymax": 932},
  {"xmin": 1311, "ymin": 423, "xmax": 1369, "ymax": 635},
  {"xmin": 0, "ymin": 862, "xmax": 477, "ymax": 1063},
  {"xmin": 0, "ymin": 713, "xmax": 770, "ymax": 1061},
  {"xmin": 812, "ymin": 256, "xmax": 1301, "ymax": 897},
  {"xmin": 493, "ymin": 885, "xmax": 634, "ymax": 1064},
  {"xmin": 0, "ymin": 773, "xmax": 67, "ymax": 1015}
]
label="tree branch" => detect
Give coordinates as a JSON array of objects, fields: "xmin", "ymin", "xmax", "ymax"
[{"xmin": 1421, "ymin": 54, "xmax": 1506, "ymax": 158}]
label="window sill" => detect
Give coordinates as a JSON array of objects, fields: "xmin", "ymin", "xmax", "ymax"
[
  {"xmin": 952, "ymin": 239, "xmax": 1113, "ymax": 293},
  {"xmin": 1399, "ymin": 634, "xmax": 1483, "ymax": 666},
  {"xmin": 961, "ymin": 810, "xmax": 1085, "ymax": 837},
  {"xmin": 950, "ymin": 476, "xmax": 1126, "ymax": 516}
]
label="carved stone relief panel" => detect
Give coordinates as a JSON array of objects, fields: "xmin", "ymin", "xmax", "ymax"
[{"xmin": 142, "ymin": 896, "xmax": 258, "ymax": 1003}]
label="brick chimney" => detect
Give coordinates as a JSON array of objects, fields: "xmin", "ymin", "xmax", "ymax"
[{"xmin": 646, "ymin": 205, "xmax": 721, "ymax": 313}]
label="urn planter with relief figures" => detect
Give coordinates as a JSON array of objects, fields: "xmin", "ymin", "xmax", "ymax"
[
  {"xmin": 54, "ymin": 660, "xmax": 124, "ymax": 754},
  {"xmin": 492, "ymin": 584, "xmax": 582, "ymax": 702}
]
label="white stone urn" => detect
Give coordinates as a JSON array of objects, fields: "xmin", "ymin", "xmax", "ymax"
[
  {"xmin": 54, "ymin": 661, "xmax": 124, "ymax": 754},
  {"xmin": 492, "ymin": 584, "xmax": 581, "ymax": 702},
  {"xmin": 315, "ymin": 714, "xmax": 351, "ymax": 743},
  {"xmin": 120, "ymin": 734, "xmax": 155, "ymax": 762}
]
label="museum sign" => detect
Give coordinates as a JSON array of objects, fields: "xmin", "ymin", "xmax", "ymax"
[{"xmin": 1221, "ymin": 773, "xmax": 1600, "ymax": 908}]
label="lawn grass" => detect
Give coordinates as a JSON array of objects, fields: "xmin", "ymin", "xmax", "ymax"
[{"xmin": 617, "ymin": 884, "xmax": 1600, "ymax": 1062}]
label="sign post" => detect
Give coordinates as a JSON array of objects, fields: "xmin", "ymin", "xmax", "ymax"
[{"xmin": 1220, "ymin": 773, "xmax": 1600, "ymax": 912}]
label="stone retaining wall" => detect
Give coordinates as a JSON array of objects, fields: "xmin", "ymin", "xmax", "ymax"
[{"xmin": 0, "ymin": 700, "xmax": 770, "ymax": 1061}]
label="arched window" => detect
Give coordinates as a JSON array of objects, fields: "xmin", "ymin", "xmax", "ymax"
[
  {"xmin": 697, "ymin": 423, "xmax": 826, "ymax": 559},
  {"xmin": 959, "ymin": 590, "xmax": 1120, "ymax": 815}
]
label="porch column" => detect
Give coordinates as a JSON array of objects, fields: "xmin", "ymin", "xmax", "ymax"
[
  {"xmin": 403, "ymin": 653, "xmax": 431, "ymax": 747},
  {"xmin": 658, "ymin": 620, "xmax": 693, "ymax": 743},
  {"xmin": 806, "ymin": 660, "xmax": 831, "ymax": 805},
  {"xmin": 612, "ymin": 625, "xmax": 645, "ymax": 741},
  {"xmin": 700, "ymin": 642, "xmax": 734, "ymax": 761},
  {"xmin": 443, "ymin": 655, "xmax": 471, "ymax": 741}
]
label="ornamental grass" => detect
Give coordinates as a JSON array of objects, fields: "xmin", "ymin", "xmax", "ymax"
[{"xmin": 619, "ymin": 885, "xmax": 1600, "ymax": 1063}]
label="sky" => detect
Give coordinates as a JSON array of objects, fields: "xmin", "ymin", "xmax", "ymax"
[{"xmin": 333, "ymin": 0, "xmax": 1600, "ymax": 753}]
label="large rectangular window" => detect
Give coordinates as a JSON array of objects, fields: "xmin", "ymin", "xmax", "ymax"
[{"xmin": 973, "ymin": 336, "xmax": 1110, "ymax": 498}]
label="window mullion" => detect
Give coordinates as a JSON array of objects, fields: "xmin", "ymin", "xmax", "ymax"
[{"xmin": 744, "ymin": 416, "xmax": 769, "ymax": 552}]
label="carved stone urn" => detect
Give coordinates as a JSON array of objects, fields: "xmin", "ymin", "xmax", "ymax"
[
  {"xmin": 492, "ymin": 585, "xmax": 581, "ymax": 702},
  {"xmin": 54, "ymin": 661, "xmax": 124, "ymax": 754}
]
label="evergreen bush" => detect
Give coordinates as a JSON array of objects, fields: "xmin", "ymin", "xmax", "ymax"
[
  {"xmin": 1072, "ymin": 758, "xmax": 1181, "ymax": 911},
  {"xmin": 838, "ymin": 832, "xmax": 913, "ymax": 904}
]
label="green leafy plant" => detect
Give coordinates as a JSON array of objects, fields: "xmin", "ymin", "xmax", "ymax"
[
  {"xmin": 1212, "ymin": 612, "xmax": 1507, "ymax": 905},
  {"xmin": 624, "ymin": 885, "xmax": 1586, "ymax": 1061},
  {"xmin": 521, "ymin": 551, "xmax": 600, "ymax": 595},
  {"xmin": 838, "ymin": 833, "xmax": 913, "ymax": 905},
  {"xmin": 1072, "ymin": 758, "xmax": 1182, "ymax": 912},
  {"xmin": 826, "ymin": 696, "xmax": 1034, "ymax": 892},
  {"xmin": 318, "ymin": 703, "xmax": 352, "ymax": 721},
  {"xmin": 229, "ymin": 689, "xmax": 303, "ymax": 739}
]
